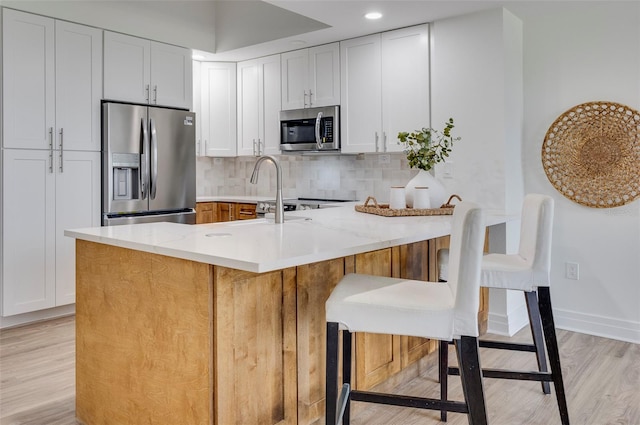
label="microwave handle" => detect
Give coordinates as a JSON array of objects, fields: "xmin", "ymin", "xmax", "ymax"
[{"xmin": 315, "ymin": 111, "xmax": 323, "ymax": 150}]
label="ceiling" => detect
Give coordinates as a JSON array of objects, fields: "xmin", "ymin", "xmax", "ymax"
[
  {"xmin": 196, "ymin": 0, "xmax": 507, "ymax": 61},
  {"xmin": 3, "ymin": 0, "xmax": 510, "ymax": 62}
]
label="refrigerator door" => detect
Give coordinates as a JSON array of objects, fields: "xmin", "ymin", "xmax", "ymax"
[
  {"xmin": 147, "ymin": 106, "xmax": 196, "ymax": 212},
  {"xmin": 102, "ymin": 103, "xmax": 149, "ymax": 215}
]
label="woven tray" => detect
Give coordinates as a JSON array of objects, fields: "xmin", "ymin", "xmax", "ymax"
[{"xmin": 355, "ymin": 195, "xmax": 461, "ymax": 217}]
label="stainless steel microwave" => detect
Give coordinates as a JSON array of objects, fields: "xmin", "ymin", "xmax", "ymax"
[{"xmin": 279, "ymin": 105, "xmax": 340, "ymax": 152}]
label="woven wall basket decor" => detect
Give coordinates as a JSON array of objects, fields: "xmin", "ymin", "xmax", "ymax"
[{"xmin": 542, "ymin": 101, "xmax": 640, "ymax": 208}]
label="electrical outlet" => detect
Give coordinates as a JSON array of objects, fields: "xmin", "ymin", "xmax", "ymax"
[
  {"xmin": 378, "ymin": 154, "xmax": 390, "ymax": 164},
  {"xmin": 565, "ymin": 262, "xmax": 579, "ymax": 280},
  {"xmin": 213, "ymin": 157, "xmax": 223, "ymax": 165}
]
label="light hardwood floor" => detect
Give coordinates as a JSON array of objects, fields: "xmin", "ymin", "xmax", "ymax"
[{"xmin": 0, "ymin": 315, "xmax": 638, "ymax": 424}]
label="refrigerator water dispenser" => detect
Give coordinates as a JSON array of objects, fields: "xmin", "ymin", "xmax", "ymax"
[{"xmin": 111, "ymin": 153, "xmax": 139, "ymax": 200}]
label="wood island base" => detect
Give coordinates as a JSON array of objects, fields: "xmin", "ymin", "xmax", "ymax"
[{"xmin": 75, "ymin": 238, "xmax": 487, "ymax": 425}]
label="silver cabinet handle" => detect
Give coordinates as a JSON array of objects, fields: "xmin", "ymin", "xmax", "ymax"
[
  {"xmin": 258, "ymin": 139, "xmax": 263, "ymax": 155},
  {"xmin": 303, "ymin": 90, "xmax": 308, "ymax": 108},
  {"xmin": 150, "ymin": 118, "xmax": 158, "ymax": 200},
  {"xmin": 308, "ymin": 89, "xmax": 313, "ymax": 107},
  {"xmin": 59, "ymin": 128, "xmax": 64, "ymax": 172},
  {"xmin": 383, "ymin": 132, "xmax": 387, "ymax": 153},
  {"xmin": 153, "ymin": 85, "xmax": 158, "ymax": 104},
  {"xmin": 253, "ymin": 139, "xmax": 257, "ymax": 156},
  {"xmin": 146, "ymin": 84, "xmax": 150, "ymax": 102},
  {"xmin": 204, "ymin": 140, "xmax": 207, "ymax": 156},
  {"xmin": 48, "ymin": 127, "xmax": 54, "ymax": 173},
  {"xmin": 375, "ymin": 132, "xmax": 379, "ymax": 152}
]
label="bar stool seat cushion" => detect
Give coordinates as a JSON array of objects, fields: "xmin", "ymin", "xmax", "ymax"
[
  {"xmin": 481, "ymin": 253, "xmax": 550, "ymax": 292},
  {"xmin": 326, "ymin": 274, "xmax": 459, "ymax": 341}
]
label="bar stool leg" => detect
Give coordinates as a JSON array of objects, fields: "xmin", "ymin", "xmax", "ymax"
[
  {"xmin": 326, "ymin": 322, "xmax": 339, "ymax": 425},
  {"xmin": 455, "ymin": 336, "xmax": 488, "ymax": 425},
  {"xmin": 538, "ymin": 287, "xmax": 570, "ymax": 425},
  {"xmin": 342, "ymin": 330, "xmax": 352, "ymax": 425},
  {"xmin": 439, "ymin": 340, "xmax": 449, "ymax": 422},
  {"xmin": 525, "ymin": 290, "xmax": 551, "ymax": 394}
]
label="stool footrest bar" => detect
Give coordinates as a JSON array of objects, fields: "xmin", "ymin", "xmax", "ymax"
[
  {"xmin": 350, "ymin": 390, "xmax": 469, "ymax": 413},
  {"xmin": 449, "ymin": 367, "xmax": 554, "ymax": 382},
  {"xmin": 479, "ymin": 340, "xmax": 537, "ymax": 352}
]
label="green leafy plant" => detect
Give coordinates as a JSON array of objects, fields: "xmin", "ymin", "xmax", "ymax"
[{"xmin": 397, "ymin": 118, "xmax": 460, "ymax": 171}]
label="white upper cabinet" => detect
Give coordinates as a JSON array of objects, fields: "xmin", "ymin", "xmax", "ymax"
[
  {"xmin": 200, "ymin": 62, "xmax": 237, "ymax": 157},
  {"xmin": 340, "ymin": 24, "xmax": 429, "ymax": 153},
  {"xmin": 340, "ymin": 34, "xmax": 382, "ymax": 154},
  {"xmin": 237, "ymin": 55, "xmax": 281, "ymax": 156},
  {"xmin": 281, "ymin": 43, "xmax": 340, "ymax": 110},
  {"xmin": 381, "ymin": 25, "xmax": 430, "ymax": 153},
  {"xmin": 104, "ymin": 32, "xmax": 192, "ymax": 109},
  {"xmin": 103, "ymin": 32, "xmax": 150, "ymax": 105},
  {"xmin": 2, "ymin": 9, "xmax": 102, "ymax": 151},
  {"xmin": 3, "ymin": 10, "xmax": 55, "ymax": 150},
  {"xmin": 151, "ymin": 41, "xmax": 193, "ymax": 109},
  {"xmin": 55, "ymin": 21, "xmax": 103, "ymax": 152}
]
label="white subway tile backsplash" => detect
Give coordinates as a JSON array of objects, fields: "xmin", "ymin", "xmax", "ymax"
[{"xmin": 196, "ymin": 154, "xmax": 418, "ymax": 202}]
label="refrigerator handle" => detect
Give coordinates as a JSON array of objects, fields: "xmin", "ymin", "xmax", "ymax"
[
  {"xmin": 150, "ymin": 118, "xmax": 158, "ymax": 200},
  {"xmin": 140, "ymin": 117, "xmax": 149, "ymax": 200}
]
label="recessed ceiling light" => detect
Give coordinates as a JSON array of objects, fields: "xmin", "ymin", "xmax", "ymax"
[{"xmin": 365, "ymin": 12, "xmax": 383, "ymax": 20}]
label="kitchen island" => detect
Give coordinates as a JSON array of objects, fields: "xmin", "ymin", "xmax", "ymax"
[{"xmin": 65, "ymin": 205, "xmax": 513, "ymax": 425}]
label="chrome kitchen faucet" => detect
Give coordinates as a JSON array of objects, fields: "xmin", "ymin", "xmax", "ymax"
[{"xmin": 250, "ymin": 155, "xmax": 284, "ymax": 224}]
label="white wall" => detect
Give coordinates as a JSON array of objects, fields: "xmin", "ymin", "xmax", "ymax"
[
  {"xmin": 507, "ymin": 2, "xmax": 640, "ymax": 343},
  {"xmin": 430, "ymin": 8, "xmax": 527, "ymax": 336}
]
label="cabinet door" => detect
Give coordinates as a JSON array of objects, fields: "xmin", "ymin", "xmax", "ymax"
[
  {"xmin": 237, "ymin": 59, "xmax": 260, "ymax": 156},
  {"xmin": 55, "ymin": 21, "xmax": 103, "ymax": 152},
  {"xmin": 195, "ymin": 202, "xmax": 215, "ymax": 224},
  {"xmin": 104, "ymin": 31, "xmax": 151, "ymax": 104},
  {"xmin": 353, "ymin": 248, "xmax": 402, "ymax": 390},
  {"xmin": 340, "ymin": 35, "xmax": 382, "ymax": 153},
  {"xmin": 2, "ymin": 150, "xmax": 56, "ymax": 316},
  {"xmin": 281, "ymin": 49, "xmax": 309, "ymax": 110},
  {"xmin": 55, "ymin": 151, "xmax": 101, "ymax": 306},
  {"xmin": 382, "ymin": 25, "xmax": 430, "ymax": 153},
  {"xmin": 151, "ymin": 41, "xmax": 192, "ymax": 109},
  {"xmin": 258, "ymin": 55, "xmax": 282, "ymax": 155},
  {"xmin": 215, "ymin": 202, "xmax": 234, "ymax": 222},
  {"xmin": 201, "ymin": 62, "xmax": 237, "ymax": 157},
  {"xmin": 2, "ymin": 9, "xmax": 55, "ymax": 150},
  {"xmin": 309, "ymin": 43, "xmax": 340, "ymax": 108}
]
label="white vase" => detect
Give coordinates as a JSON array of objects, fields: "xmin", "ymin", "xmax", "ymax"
[{"xmin": 405, "ymin": 170, "xmax": 447, "ymax": 208}]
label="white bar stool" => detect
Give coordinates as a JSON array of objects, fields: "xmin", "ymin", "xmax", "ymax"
[
  {"xmin": 325, "ymin": 202, "xmax": 488, "ymax": 425},
  {"xmin": 439, "ymin": 194, "xmax": 570, "ymax": 424}
]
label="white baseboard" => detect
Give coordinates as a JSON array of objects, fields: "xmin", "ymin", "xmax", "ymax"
[
  {"xmin": 0, "ymin": 304, "xmax": 75, "ymax": 329},
  {"xmin": 487, "ymin": 302, "xmax": 529, "ymax": 336},
  {"xmin": 554, "ymin": 308, "xmax": 640, "ymax": 344}
]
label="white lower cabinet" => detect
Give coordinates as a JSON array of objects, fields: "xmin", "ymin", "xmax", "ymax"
[{"xmin": 2, "ymin": 149, "xmax": 101, "ymax": 316}]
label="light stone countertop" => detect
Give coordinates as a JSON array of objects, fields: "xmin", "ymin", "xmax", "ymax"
[{"xmin": 65, "ymin": 204, "xmax": 515, "ymax": 273}]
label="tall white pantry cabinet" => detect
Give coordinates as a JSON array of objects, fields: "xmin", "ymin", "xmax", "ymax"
[{"xmin": 1, "ymin": 9, "xmax": 102, "ymax": 316}]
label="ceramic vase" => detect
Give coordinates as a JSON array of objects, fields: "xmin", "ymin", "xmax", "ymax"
[{"xmin": 405, "ymin": 169, "xmax": 447, "ymax": 208}]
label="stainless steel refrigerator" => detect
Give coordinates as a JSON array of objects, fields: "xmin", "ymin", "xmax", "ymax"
[{"xmin": 102, "ymin": 102, "xmax": 196, "ymax": 226}]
